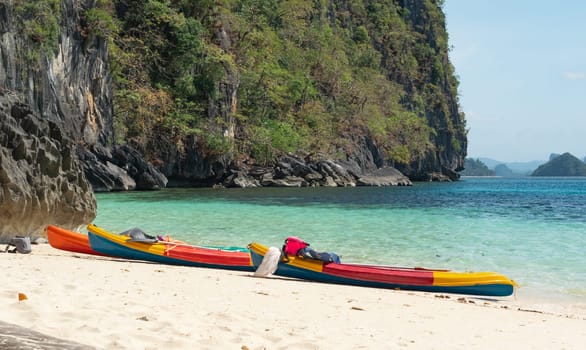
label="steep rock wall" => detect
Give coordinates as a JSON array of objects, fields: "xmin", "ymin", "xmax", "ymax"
[
  {"xmin": 0, "ymin": 0, "xmax": 113, "ymax": 146},
  {"xmin": 0, "ymin": 91, "xmax": 96, "ymax": 242},
  {"xmin": 403, "ymin": 0, "xmax": 466, "ymax": 180},
  {"xmin": 0, "ymin": 0, "xmax": 109, "ymax": 238}
]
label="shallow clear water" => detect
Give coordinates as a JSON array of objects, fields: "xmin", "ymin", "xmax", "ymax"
[{"xmin": 94, "ymin": 177, "xmax": 586, "ymax": 303}]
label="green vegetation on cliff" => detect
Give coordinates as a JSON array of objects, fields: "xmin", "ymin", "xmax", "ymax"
[
  {"xmin": 13, "ymin": 0, "xmax": 61, "ymax": 62},
  {"xmin": 86, "ymin": 0, "xmax": 465, "ymax": 171}
]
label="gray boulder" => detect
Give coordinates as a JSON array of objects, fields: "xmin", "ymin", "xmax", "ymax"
[
  {"xmin": 357, "ymin": 167, "xmax": 412, "ymax": 186},
  {"xmin": 261, "ymin": 173, "xmax": 308, "ymax": 187},
  {"xmin": 77, "ymin": 144, "xmax": 168, "ymax": 192},
  {"xmin": 316, "ymin": 159, "xmax": 356, "ymax": 187},
  {"xmin": 222, "ymin": 170, "xmax": 260, "ymax": 188},
  {"xmin": 76, "ymin": 145, "xmax": 136, "ymax": 191},
  {"xmin": 111, "ymin": 145, "xmax": 168, "ymax": 190}
]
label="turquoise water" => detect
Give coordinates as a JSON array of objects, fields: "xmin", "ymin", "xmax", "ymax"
[{"xmin": 94, "ymin": 177, "xmax": 586, "ymax": 303}]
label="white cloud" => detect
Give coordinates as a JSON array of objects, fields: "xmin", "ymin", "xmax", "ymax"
[{"xmin": 563, "ymin": 71, "xmax": 586, "ymax": 80}]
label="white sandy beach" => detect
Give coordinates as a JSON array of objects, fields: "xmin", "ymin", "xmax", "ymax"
[{"xmin": 1, "ymin": 244, "xmax": 585, "ymax": 349}]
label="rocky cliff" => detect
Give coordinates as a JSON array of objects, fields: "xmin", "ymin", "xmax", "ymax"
[
  {"xmin": 0, "ymin": 0, "xmax": 111, "ymax": 146},
  {"xmin": 0, "ymin": 0, "xmax": 465, "ymax": 238},
  {"xmin": 0, "ymin": 90, "xmax": 95, "ymax": 242},
  {"xmin": 107, "ymin": 0, "xmax": 465, "ymax": 187},
  {"xmin": 0, "ymin": 0, "xmax": 117, "ymax": 239}
]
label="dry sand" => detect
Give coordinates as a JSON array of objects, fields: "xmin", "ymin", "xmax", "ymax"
[{"xmin": 1, "ymin": 244, "xmax": 585, "ymax": 349}]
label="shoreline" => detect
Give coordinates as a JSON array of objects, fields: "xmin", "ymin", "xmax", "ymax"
[{"xmin": 2, "ymin": 244, "xmax": 585, "ymax": 349}]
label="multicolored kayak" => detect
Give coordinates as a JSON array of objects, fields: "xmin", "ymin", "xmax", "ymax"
[
  {"xmin": 87, "ymin": 224, "xmax": 254, "ymax": 271},
  {"xmin": 46, "ymin": 225, "xmax": 106, "ymax": 256},
  {"xmin": 248, "ymin": 242, "xmax": 517, "ymax": 297}
]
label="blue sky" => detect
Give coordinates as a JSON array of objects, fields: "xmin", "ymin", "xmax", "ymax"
[{"xmin": 444, "ymin": 1, "xmax": 586, "ymax": 162}]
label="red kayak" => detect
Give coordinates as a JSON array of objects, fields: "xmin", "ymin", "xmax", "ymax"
[{"xmin": 46, "ymin": 225, "xmax": 106, "ymax": 256}]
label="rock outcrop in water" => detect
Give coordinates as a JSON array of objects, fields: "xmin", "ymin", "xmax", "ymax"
[
  {"xmin": 221, "ymin": 154, "xmax": 411, "ymax": 188},
  {"xmin": 531, "ymin": 152, "xmax": 586, "ymax": 176},
  {"xmin": 0, "ymin": 91, "xmax": 96, "ymax": 242}
]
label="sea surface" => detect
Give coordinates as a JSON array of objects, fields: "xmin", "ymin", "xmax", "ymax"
[{"xmin": 94, "ymin": 177, "xmax": 586, "ymax": 304}]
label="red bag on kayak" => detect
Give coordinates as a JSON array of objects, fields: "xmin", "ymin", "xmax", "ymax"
[{"xmin": 283, "ymin": 236, "xmax": 309, "ymax": 256}]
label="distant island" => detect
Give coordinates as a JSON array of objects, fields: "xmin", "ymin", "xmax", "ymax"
[
  {"xmin": 532, "ymin": 153, "xmax": 586, "ymax": 176},
  {"xmin": 460, "ymin": 152, "xmax": 586, "ymax": 177},
  {"xmin": 460, "ymin": 159, "xmax": 495, "ymax": 176}
]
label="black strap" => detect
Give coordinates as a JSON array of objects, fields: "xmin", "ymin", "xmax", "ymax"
[{"xmin": 281, "ymin": 243, "xmax": 289, "ymax": 262}]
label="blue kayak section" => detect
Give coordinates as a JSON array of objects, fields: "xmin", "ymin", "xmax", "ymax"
[
  {"xmin": 88, "ymin": 232, "xmax": 255, "ymax": 272},
  {"xmin": 250, "ymin": 250, "xmax": 513, "ymax": 297}
]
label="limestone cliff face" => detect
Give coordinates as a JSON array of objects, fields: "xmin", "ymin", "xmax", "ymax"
[
  {"xmin": 389, "ymin": 0, "xmax": 466, "ymax": 181},
  {"xmin": 0, "ymin": 91, "xmax": 96, "ymax": 242},
  {"xmin": 0, "ymin": 0, "xmax": 109, "ymax": 238},
  {"xmin": 0, "ymin": 0, "xmax": 113, "ymax": 146}
]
